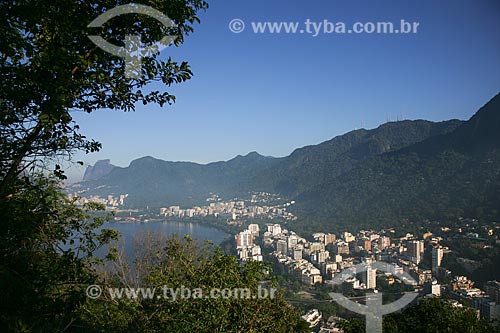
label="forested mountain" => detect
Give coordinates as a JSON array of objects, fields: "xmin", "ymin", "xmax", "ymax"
[
  {"xmin": 75, "ymin": 93, "xmax": 500, "ymax": 231},
  {"xmin": 239, "ymin": 119, "xmax": 463, "ymax": 197},
  {"xmin": 292, "ymin": 93, "xmax": 500, "ymax": 230},
  {"xmin": 77, "ymin": 152, "xmax": 281, "ymax": 208}
]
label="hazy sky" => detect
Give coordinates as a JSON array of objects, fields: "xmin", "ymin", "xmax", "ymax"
[{"xmin": 67, "ymin": 0, "xmax": 500, "ymax": 181}]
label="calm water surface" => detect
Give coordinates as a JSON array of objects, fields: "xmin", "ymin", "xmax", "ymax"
[{"xmin": 101, "ymin": 220, "xmax": 230, "ymax": 259}]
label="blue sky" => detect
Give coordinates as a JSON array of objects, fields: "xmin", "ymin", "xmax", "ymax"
[{"xmin": 68, "ymin": 0, "xmax": 500, "ymax": 181}]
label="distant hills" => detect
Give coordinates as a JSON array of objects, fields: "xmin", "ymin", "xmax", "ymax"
[
  {"xmin": 75, "ymin": 93, "xmax": 500, "ymax": 231},
  {"xmin": 83, "ymin": 159, "xmax": 116, "ymax": 182},
  {"xmin": 77, "ymin": 151, "xmax": 281, "ymax": 208}
]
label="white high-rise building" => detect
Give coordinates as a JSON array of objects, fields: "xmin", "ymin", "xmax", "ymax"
[
  {"xmin": 317, "ymin": 250, "xmax": 330, "ymax": 263},
  {"xmin": 430, "ymin": 280, "xmax": 441, "ymax": 296},
  {"xmin": 272, "ymin": 224, "xmax": 282, "ymax": 236},
  {"xmin": 292, "ymin": 247, "xmax": 303, "ymax": 260},
  {"xmin": 287, "ymin": 234, "xmax": 299, "ymax": 248},
  {"xmin": 333, "ymin": 254, "xmax": 343, "ymax": 263},
  {"xmin": 248, "ymin": 223, "xmax": 260, "ymax": 236},
  {"xmin": 342, "ymin": 232, "xmax": 355, "ymax": 243},
  {"xmin": 432, "ymin": 247, "xmax": 444, "ymax": 274},
  {"xmin": 379, "ymin": 236, "xmax": 391, "ymax": 249},
  {"xmin": 276, "ymin": 239, "xmax": 288, "ymax": 254},
  {"xmin": 310, "ymin": 242, "xmax": 325, "ymax": 252},
  {"xmin": 267, "ymin": 223, "xmax": 282, "ymax": 236},
  {"xmin": 236, "ymin": 230, "xmax": 254, "ymax": 249},
  {"xmin": 251, "ymin": 245, "xmax": 261, "ymax": 256},
  {"xmin": 361, "ymin": 266, "xmax": 377, "ymax": 289},
  {"xmin": 325, "ymin": 233, "xmax": 336, "ymax": 245},
  {"xmin": 333, "ymin": 241, "xmax": 349, "ymax": 255},
  {"xmin": 407, "ymin": 240, "xmax": 425, "ymax": 264}
]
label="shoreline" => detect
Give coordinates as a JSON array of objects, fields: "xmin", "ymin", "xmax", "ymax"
[{"xmin": 105, "ymin": 217, "xmax": 235, "ymax": 244}]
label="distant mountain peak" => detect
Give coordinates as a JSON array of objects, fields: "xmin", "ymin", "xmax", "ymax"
[
  {"xmin": 246, "ymin": 151, "xmax": 261, "ymax": 157},
  {"xmin": 229, "ymin": 151, "xmax": 265, "ymax": 162},
  {"xmin": 82, "ymin": 159, "xmax": 116, "ymax": 182},
  {"xmin": 135, "ymin": 155, "xmax": 159, "ymax": 162},
  {"xmin": 452, "ymin": 92, "xmax": 500, "ymax": 149},
  {"xmin": 128, "ymin": 156, "xmax": 164, "ymax": 166}
]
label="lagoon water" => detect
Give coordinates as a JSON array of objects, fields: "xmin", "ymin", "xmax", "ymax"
[{"xmin": 101, "ymin": 220, "xmax": 230, "ymax": 259}]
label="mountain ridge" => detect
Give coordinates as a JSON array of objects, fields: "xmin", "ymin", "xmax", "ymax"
[
  {"xmin": 292, "ymin": 92, "xmax": 500, "ymax": 230},
  {"xmin": 77, "ymin": 119, "xmax": 465, "ymax": 211},
  {"xmin": 74, "ymin": 92, "xmax": 500, "ymax": 231}
]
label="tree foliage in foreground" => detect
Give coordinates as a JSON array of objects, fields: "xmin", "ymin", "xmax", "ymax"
[
  {"xmin": 0, "ymin": 0, "xmax": 208, "ymax": 328},
  {"xmin": 0, "ymin": 2, "xmax": 311, "ymax": 331},
  {"xmin": 83, "ymin": 236, "xmax": 309, "ymax": 332},
  {"xmin": 0, "ymin": 178, "xmax": 309, "ymax": 331},
  {"xmin": 0, "ymin": 175, "xmax": 120, "ymax": 331},
  {"xmin": 0, "ymin": 0, "xmax": 208, "ymax": 195}
]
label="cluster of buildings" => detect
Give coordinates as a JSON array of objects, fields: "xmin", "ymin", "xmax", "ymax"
[
  {"xmin": 68, "ymin": 192, "xmax": 129, "ymax": 208},
  {"xmin": 445, "ymin": 277, "xmax": 500, "ymax": 322},
  {"xmin": 234, "ymin": 223, "xmax": 500, "ymax": 327},
  {"xmin": 266, "ymin": 228, "xmax": 434, "ymax": 290},
  {"xmin": 235, "ymin": 224, "xmax": 263, "ymax": 262},
  {"xmin": 160, "ymin": 197, "xmax": 296, "ymax": 221},
  {"xmin": 267, "ymin": 227, "xmax": 333, "ymax": 286},
  {"xmin": 301, "ymin": 309, "xmax": 322, "ymax": 328}
]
